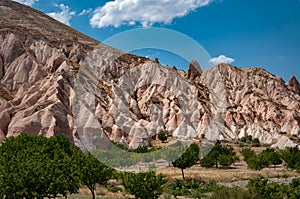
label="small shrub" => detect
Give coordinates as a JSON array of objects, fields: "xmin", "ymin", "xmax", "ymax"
[
  {"xmin": 158, "ymin": 131, "xmax": 168, "ymax": 143},
  {"xmin": 210, "ymin": 187, "xmax": 253, "ymax": 199}
]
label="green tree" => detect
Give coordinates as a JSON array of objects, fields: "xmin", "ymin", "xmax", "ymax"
[
  {"xmin": 172, "ymin": 143, "xmax": 200, "ymax": 179},
  {"xmin": 241, "ymin": 148, "xmax": 256, "ymax": 162},
  {"xmin": 157, "ymin": 131, "xmax": 168, "ymax": 143},
  {"xmin": 261, "ymin": 148, "xmax": 282, "ymax": 170},
  {"xmin": 200, "ymin": 155, "xmax": 215, "ymax": 168},
  {"xmin": 200, "ymin": 142, "xmax": 238, "ymax": 169},
  {"xmin": 252, "ymin": 138, "xmax": 261, "ymax": 147},
  {"xmin": 80, "ymin": 153, "xmax": 114, "ymax": 199},
  {"xmin": 0, "ymin": 133, "xmax": 82, "ymax": 199},
  {"xmin": 121, "ymin": 171, "xmax": 167, "ymax": 199},
  {"xmin": 280, "ymin": 147, "xmax": 300, "ymax": 170},
  {"xmin": 246, "ymin": 153, "xmax": 269, "ymax": 171},
  {"xmin": 218, "ymin": 154, "xmax": 233, "ymax": 168}
]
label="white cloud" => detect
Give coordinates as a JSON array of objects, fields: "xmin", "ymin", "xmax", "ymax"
[
  {"xmin": 209, "ymin": 55, "xmax": 235, "ymax": 65},
  {"xmin": 79, "ymin": 8, "xmax": 93, "ymax": 16},
  {"xmin": 47, "ymin": 4, "xmax": 76, "ymax": 26},
  {"xmin": 13, "ymin": 0, "xmax": 39, "ymax": 6},
  {"xmin": 90, "ymin": 0, "xmax": 213, "ymax": 28}
]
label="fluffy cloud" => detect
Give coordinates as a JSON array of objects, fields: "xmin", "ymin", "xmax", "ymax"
[
  {"xmin": 79, "ymin": 8, "xmax": 93, "ymax": 16},
  {"xmin": 209, "ymin": 55, "xmax": 235, "ymax": 65},
  {"xmin": 47, "ymin": 4, "xmax": 75, "ymax": 26},
  {"xmin": 13, "ymin": 0, "xmax": 38, "ymax": 6},
  {"xmin": 90, "ymin": 0, "xmax": 213, "ymax": 28}
]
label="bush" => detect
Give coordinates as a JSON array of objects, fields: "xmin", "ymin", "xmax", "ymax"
[
  {"xmin": 166, "ymin": 179, "xmax": 195, "ymax": 197},
  {"xmin": 121, "ymin": 171, "xmax": 167, "ymax": 199},
  {"xmin": 158, "ymin": 131, "xmax": 168, "ymax": 143},
  {"xmin": 210, "ymin": 187, "xmax": 253, "ymax": 199},
  {"xmin": 246, "ymin": 176, "xmax": 300, "ymax": 199},
  {"xmin": 192, "ymin": 181, "xmax": 223, "ymax": 198}
]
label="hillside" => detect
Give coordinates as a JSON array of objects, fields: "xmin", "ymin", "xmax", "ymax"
[{"xmin": 0, "ymin": 0, "xmax": 299, "ymax": 150}]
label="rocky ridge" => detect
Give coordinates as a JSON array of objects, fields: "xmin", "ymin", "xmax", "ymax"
[{"xmin": 0, "ymin": 0, "xmax": 299, "ymax": 150}]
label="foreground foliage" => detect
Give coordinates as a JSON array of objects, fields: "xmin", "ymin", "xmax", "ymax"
[
  {"xmin": 0, "ymin": 133, "xmax": 113, "ymax": 199},
  {"xmin": 121, "ymin": 171, "xmax": 167, "ymax": 199},
  {"xmin": 0, "ymin": 133, "xmax": 82, "ymax": 199},
  {"xmin": 247, "ymin": 176, "xmax": 300, "ymax": 199}
]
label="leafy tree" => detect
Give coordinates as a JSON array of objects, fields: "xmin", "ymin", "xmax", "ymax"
[
  {"xmin": 200, "ymin": 155, "xmax": 215, "ymax": 168},
  {"xmin": 261, "ymin": 148, "xmax": 282, "ymax": 170},
  {"xmin": 218, "ymin": 154, "xmax": 234, "ymax": 168},
  {"xmin": 158, "ymin": 131, "xmax": 168, "ymax": 143},
  {"xmin": 252, "ymin": 138, "xmax": 261, "ymax": 147},
  {"xmin": 280, "ymin": 147, "xmax": 300, "ymax": 170},
  {"xmin": 241, "ymin": 148, "xmax": 256, "ymax": 162},
  {"xmin": 0, "ymin": 133, "xmax": 82, "ymax": 199},
  {"xmin": 80, "ymin": 153, "xmax": 114, "ymax": 199},
  {"xmin": 131, "ymin": 145, "xmax": 149, "ymax": 153},
  {"xmin": 239, "ymin": 135, "xmax": 253, "ymax": 144},
  {"xmin": 246, "ymin": 151, "xmax": 271, "ymax": 171},
  {"xmin": 239, "ymin": 136, "xmax": 260, "ymax": 146},
  {"xmin": 200, "ymin": 142, "xmax": 238, "ymax": 169},
  {"xmin": 172, "ymin": 143, "xmax": 200, "ymax": 179},
  {"xmin": 121, "ymin": 171, "xmax": 167, "ymax": 199}
]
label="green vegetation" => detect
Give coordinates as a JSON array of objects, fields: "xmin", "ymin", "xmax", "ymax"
[
  {"xmin": 0, "ymin": 134, "xmax": 299, "ymax": 199},
  {"xmin": 172, "ymin": 143, "xmax": 200, "ymax": 179},
  {"xmin": 80, "ymin": 153, "xmax": 114, "ymax": 199},
  {"xmin": 121, "ymin": 171, "xmax": 167, "ymax": 199},
  {"xmin": 239, "ymin": 135, "xmax": 261, "ymax": 147},
  {"xmin": 242, "ymin": 148, "xmax": 283, "ymax": 171},
  {"xmin": 157, "ymin": 131, "xmax": 168, "ymax": 143},
  {"xmin": 200, "ymin": 141, "xmax": 239, "ymax": 169},
  {"xmin": 210, "ymin": 187, "xmax": 253, "ymax": 199},
  {"xmin": 165, "ymin": 179, "xmax": 224, "ymax": 198},
  {"xmin": 0, "ymin": 133, "xmax": 113, "ymax": 199},
  {"xmin": 0, "ymin": 133, "xmax": 82, "ymax": 199},
  {"xmin": 280, "ymin": 146, "xmax": 300, "ymax": 171},
  {"xmin": 247, "ymin": 176, "xmax": 300, "ymax": 199}
]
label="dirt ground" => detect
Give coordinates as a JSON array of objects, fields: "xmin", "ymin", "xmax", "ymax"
[{"xmin": 158, "ymin": 161, "xmax": 300, "ymax": 182}]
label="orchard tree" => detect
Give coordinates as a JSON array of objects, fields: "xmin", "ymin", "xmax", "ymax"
[
  {"xmin": 280, "ymin": 147, "xmax": 300, "ymax": 171},
  {"xmin": 0, "ymin": 133, "xmax": 82, "ymax": 199},
  {"xmin": 200, "ymin": 141, "xmax": 238, "ymax": 169},
  {"xmin": 80, "ymin": 153, "xmax": 114, "ymax": 199},
  {"xmin": 241, "ymin": 148, "xmax": 256, "ymax": 162},
  {"xmin": 121, "ymin": 171, "xmax": 167, "ymax": 199},
  {"xmin": 261, "ymin": 148, "xmax": 282, "ymax": 170},
  {"xmin": 172, "ymin": 143, "xmax": 200, "ymax": 179}
]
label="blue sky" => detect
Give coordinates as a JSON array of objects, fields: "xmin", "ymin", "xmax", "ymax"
[{"xmin": 15, "ymin": 0, "xmax": 300, "ymax": 81}]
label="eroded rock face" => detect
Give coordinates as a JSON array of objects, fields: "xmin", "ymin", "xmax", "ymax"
[
  {"xmin": 0, "ymin": 0, "xmax": 299, "ymax": 150},
  {"xmin": 287, "ymin": 76, "xmax": 300, "ymax": 94},
  {"xmin": 200, "ymin": 64, "xmax": 300, "ymax": 148}
]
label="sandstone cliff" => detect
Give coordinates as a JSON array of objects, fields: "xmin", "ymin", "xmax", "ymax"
[{"xmin": 0, "ymin": 0, "xmax": 299, "ymax": 150}]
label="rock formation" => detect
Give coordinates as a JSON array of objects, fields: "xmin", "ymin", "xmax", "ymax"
[{"xmin": 0, "ymin": 0, "xmax": 299, "ymax": 150}]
